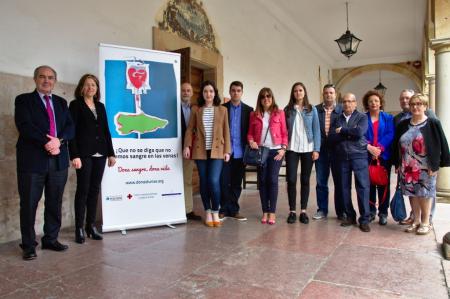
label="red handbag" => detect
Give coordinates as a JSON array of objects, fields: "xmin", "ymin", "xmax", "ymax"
[{"xmin": 369, "ymin": 158, "xmax": 388, "ymax": 186}]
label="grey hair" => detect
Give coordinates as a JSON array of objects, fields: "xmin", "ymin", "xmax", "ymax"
[
  {"xmin": 400, "ymin": 89, "xmax": 414, "ymax": 96},
  {"xmin": 33, "ymin": 65, "xmax": 57, "ymax": 80}
]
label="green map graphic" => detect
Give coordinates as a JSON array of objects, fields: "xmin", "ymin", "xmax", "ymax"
[{"xmin": 116, "ymin": 113, "xmax": 169, "ymax": 135}]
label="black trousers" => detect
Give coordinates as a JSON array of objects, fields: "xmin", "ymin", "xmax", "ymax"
[
  {"xmin": 74, "ymin": 156, "xmax": 106, "ymax": 228},
  {"xmin": 18, "ymin": 158, "xmax": 68, "ymax": 250},
  {"xmin": 220, "ymin": 156, "xmax": 245, "ymax": 216},
  {"xmin": 285, "ymin": 150, "xmax": 314, "ymax": 211}
]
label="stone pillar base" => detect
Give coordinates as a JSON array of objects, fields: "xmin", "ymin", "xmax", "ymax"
[
  {"xmin": 443, "ymin": 232, "xmax": 450, "ymax": 260},
  {"xmin": 437, "ymin": 168, "xmax": 450, "ymax": 197}
]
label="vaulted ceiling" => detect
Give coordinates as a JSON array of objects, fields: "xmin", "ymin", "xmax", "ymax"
[{"xmin": 262, "ymin": 0, "xmax": 427, "ymax": 68}]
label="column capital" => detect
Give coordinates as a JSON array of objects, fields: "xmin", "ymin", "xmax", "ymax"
[
  {"xmin": 430, "ymin": 38, "xmax": 450, "ymax": 54},
  {"xmin": 425, "ymin": 73, "xmax": 436, "ymax": 83}
]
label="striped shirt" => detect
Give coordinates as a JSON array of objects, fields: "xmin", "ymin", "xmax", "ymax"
[
  {"xmin": 324, "ymin": 104, "xmax": 334, "ymax": 136},
  {"xmin": 203, "ymin": 107, "xmax": 215, "ymax": 150},
  {"xmin": 288, "ymin": 108, "xmax": 313, "ymax": 153}
]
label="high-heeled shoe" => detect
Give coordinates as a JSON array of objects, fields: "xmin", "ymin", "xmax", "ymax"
[
  {"xmin": 261, "ymin": 213, "xmax": 268, "ymax": 224},
  {"xmin": 85, "ymin": 225, "xmax": 103, "ymax": 240},
  {"xmin": 268, "ymin": 213, "xmax": 276, "ymax": 225},
  {"xmin": 75, "ymin": 227, "xmax": 85, "ymax": 244}
]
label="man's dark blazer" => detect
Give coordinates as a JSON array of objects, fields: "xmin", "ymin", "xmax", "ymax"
[
  {"xmin": 316, "ymin": 103, "xmax": 342, "ymax": 151},
  {"xmin": 181, "ymin": 103, "xmax": 190, "ymax": 147},
  {"xmin": 69, "ymin": 98, "xmax": 115, "ymax": 159},
  {"xmin": 223, "ymin": 101, "xmax": 253, "ymax": 149},
  {"xmin": 328, "ymin": 109, "xmax": 368, "ymax": 160},
  {"xmin": 15, "ymin": 90, "xmax": 74, "ymax": 173}
]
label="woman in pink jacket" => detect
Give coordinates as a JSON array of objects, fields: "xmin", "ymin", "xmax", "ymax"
[{"xmin": 247, "ymin": 87, "xmax": 288, "ymax": 224}]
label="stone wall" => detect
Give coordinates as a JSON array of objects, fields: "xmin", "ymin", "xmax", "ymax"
[{"xmin": 0, "ymin": 72, "xmax": 77, "ymax": 243}]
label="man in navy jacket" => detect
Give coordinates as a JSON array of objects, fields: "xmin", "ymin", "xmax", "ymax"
[
  {"xmin": 314, "ymin": 84, "xmax": 344, "ymax": 220},
  {"xmin": 15, "ymin": 65, "xmax": 74, "ymax": 260},
  {"xmin": 329, "ymin": 93, "xmax": 370, "ymax": 232}
]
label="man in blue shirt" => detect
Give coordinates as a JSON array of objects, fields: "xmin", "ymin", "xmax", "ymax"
[{"xmin": 220, "ymin": 81, "xmax": 253, "ymax": 220}]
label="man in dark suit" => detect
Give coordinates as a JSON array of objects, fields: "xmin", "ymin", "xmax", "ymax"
[
  {"xmin": 314, "ymin": 84, "xmax": 344, "ymax": 220},
  {"xmin": 181, "ymin": 82, "xmax": 201, "ymax": 220},
  {"xmin": 15, "ymin": 65, "xmax": 75, "ymax": 260},
  {"xmin": 329, "ymin": 93, "xmax": 371, "ymax": 232},
  {"xmin": 220, "ymin": 81, "xmax": 253, "ymax": 221}
]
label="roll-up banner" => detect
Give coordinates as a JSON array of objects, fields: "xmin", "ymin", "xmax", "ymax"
[{"xmin": 99, "ymin": 43, "xmax": 186, "ymax": 232}]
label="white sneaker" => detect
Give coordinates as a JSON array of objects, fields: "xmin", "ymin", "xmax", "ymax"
[{"xmin": 312, "ymin": 211, "xmax": 326, "ymax": 220}]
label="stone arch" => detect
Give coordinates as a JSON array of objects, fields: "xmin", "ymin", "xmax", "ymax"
[{"xmin": 334, "ymin": 63, "xmax": 422, "ymax": 93}]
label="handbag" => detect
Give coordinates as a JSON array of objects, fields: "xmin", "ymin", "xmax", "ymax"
[
  {"xmin": 243, "ymin": 145, "xmax": 270, "ymax": 166},
  {"xmin": 390, "ymin": 183, "xmax": 406, "ymax": 222},
  {"xmin": 243, "ymin": 128, "xmax": 270, "ymax": 166},
  {"xmin": 369, "ymin": 158, "xmax": 388, "ymax": 186}
]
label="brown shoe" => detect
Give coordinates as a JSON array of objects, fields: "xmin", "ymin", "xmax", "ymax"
[
  {"xmin": 231, "ymin": 213, "xmax": 247, "ymax": 221},
  {"xmin": 399, "ymin": 217, "xmax": 414, "ymax": 225}
]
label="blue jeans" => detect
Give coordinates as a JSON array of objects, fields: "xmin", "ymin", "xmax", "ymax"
[
  {"xmin": 258, "ymin": 149, "xmax": 283, "ymax": 213},
  {"xmin": 315, "ymin": 147, "xmax": 344, "ymax": 216},
  {"xmin": 195, "ymin": 157, "xmax": 223, "ymax": 212},
  {"xmin": 340, "ymin": 158, "xmax": 370, "ymax": 224}
]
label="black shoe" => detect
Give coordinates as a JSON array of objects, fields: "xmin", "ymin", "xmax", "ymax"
[
  {"xmin": 86, "ymin": 225, "xmax": 103, "ymax": 240},
  {"xmin": 22, "ymin": 247, "xmax": 37, "ymax": 260},
  {"xmin": 359, "ymin": 223, "xmax": 371, "ymax": 232},
  {"xmin": 75, "ymin": 227, "xmax": 85, "ymax": 244},
  {"xmin": 186, "ymin": 212, "xmax": 202, "ymax": 221},
  {"xmin": 379, "ymin": 215, "xmax": 388, "ymax": 226},
  {"xmin": 41, "ymin": 240, "xmax": 68, "ymax": 251},
  {"xmin": 337, "ymin": 214, "xmax": 347, "ymax": 221},
  {"xmin": 287, "ymin": 212, "xmax": 297, "ymax": 224},
  {"xmin": 340, "ymin": 218, "xmax": 357, "ymax": 227},
  {"xmin": 369, "ymin": 214, "xmax": 376, "ymax": 222},
  {"xmin": 299, "ymin": 212, "xmax": 309, "ymax": 224}
]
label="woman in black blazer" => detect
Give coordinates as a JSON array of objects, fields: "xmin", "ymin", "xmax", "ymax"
[{"xmin": 69, "ymin": 74, "xmax": 116, "ymax": 244}]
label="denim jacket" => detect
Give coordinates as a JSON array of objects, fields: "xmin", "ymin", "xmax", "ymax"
[{"xmin": 284, "ymin": 105, "xmax": 321, "ymax": 152}]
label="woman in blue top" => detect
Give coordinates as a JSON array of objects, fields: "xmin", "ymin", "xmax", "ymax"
[
  {"xmin": 363, "ymin": 90, "xmax": 394, "ymax": 225},
  {"xmin": 284, "ymin": 82, "xmax": 321, "ymax": 224}
]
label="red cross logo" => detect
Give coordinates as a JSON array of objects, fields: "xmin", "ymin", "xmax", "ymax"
[{"xmin": 127, "ymin": 194, "xmax": 133, "ymax": 200}]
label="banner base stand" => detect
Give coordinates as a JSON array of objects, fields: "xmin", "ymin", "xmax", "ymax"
[
  {"xmin": 121, "ymin": 229, "xmax": 127, "ymax": 235},
  {"xmin": 166, "ymin": 224, "xmax": 176, "ymax": 229}
]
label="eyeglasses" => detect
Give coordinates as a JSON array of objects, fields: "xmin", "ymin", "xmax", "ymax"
[
  {"xmin": 261, "ymin": 94, "xmax": 272, "ymax": 99},
  {"xmin": 410, "ymin": 102, "xmax": 424, "ymax": 107}
]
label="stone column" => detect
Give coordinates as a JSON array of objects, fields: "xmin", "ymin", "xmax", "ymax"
[
  {"xmin": 430, "ymin": 38, "xmax": 450, "ymax": 197},
  {"xmin": 425, "ymin": 74, "xmax": 436, "ymax": 111}
]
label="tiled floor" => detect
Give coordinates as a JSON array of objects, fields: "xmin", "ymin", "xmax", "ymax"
[{"xmin": 0, "ymin": 176, "xmax": 449, "ymax": 298}]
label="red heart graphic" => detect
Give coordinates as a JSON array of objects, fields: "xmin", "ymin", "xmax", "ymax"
[{"xmin": 127, "ymin": 67, "xmax": 147, "ymax": 89}]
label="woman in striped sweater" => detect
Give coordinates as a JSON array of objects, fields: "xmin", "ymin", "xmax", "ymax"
[{"xmin": 183, "ymin": 80, "xmax": 231, "ymax": 227}]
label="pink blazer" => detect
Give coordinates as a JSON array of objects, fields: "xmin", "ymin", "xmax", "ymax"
[{"xmin": 247, "ymin": 110, "xmax": 288, "ymax": 147}]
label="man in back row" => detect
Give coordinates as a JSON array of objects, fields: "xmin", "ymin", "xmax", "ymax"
[{"xmin": 220, "ymin": 81, "xmax": 253, "ymax": 221}]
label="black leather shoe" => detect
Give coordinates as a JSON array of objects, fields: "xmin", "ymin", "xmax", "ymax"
[
  {"xmin": 86, "ymin": 225, "xmax": 103, "ymax": 240},
  {"xmin": 299, "ymin": 212, "xmax": 309, "ymax": 224},
  {"xmin": 340, "ymin": 218, "xmax": 357, "ymax": 227},
  {"xmin": 369, "ymin": 214, "xmax": 376, "ymax": 222},
  {"xmin": 286, "ymin": 212, "xmax": 297, "ymax": 224},
  {"xmin": 359, "ymin": 223, "xmax": 371, "ymax": 232},
  {"xmin": 22, "ymin": 248, "xmax": 37, "ymax": 260},
  {"xmin": 186, "ymin": 212, "xmax": 202, "ymax": 221},
  {"xmin": 41, "ymin": 240, "xmax": 68, "ymax": 251},
  {"xmin": 337, "ymin": 214, "xmax": 347, "ymax": 221},
  {"xmin": 379, "ymin": 215, "xmax": 388, "ymax": 226},
  {"xmin": 75, "ymin": 227, "xmax": 85, "ymax": 244}
]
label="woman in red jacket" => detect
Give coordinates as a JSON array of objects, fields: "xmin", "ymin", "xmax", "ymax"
[{"xmin": 247, "ymin": 87, "xmax": 288, "ymax": 224}]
